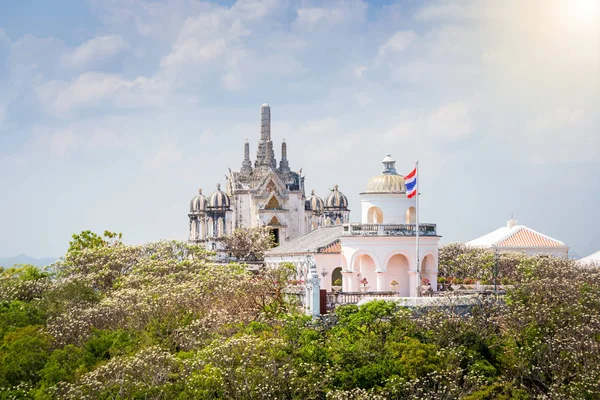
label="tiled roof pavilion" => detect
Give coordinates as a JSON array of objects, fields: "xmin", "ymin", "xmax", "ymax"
[{"xmin": 467, "ymin": 217, "xmax": 567, "ymax": 253}]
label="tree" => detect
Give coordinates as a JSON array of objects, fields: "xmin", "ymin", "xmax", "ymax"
[
  {"xmin": 222, "ymin": 227, "xmax": 275, "ymax": 261},
  {"xmin": 67, "ymin": 230, "xmax": 122, "ymax": 253}
]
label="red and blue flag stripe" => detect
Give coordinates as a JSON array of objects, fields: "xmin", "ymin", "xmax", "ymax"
[{"xmin": 405, "ymin": 168, "xmax": 417, "ymax": 198}]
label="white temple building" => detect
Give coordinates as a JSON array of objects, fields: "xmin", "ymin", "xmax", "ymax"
[
  {"xmin": 466, "ymin": 218, "xmax": 569, "ymax": 257},
  {"xmin": 188, "ymin": 104, "xmax": 349, "ymax": 256},
  {"xmin": 265, "ymin": 155, "xmax": 440, "ymax": 297}
]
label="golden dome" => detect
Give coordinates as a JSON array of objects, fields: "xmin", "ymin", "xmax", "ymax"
[
  {"xmin": 364, "ymin": 154, "xmax": 406, "ymax": 193},
  {"xmin": 365, "ymin": 174, "xmax": 406, "ymax": 193}
]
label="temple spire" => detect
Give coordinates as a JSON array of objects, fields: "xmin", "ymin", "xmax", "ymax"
[
  {"xmin": 255, "ymin": 103, "xmax": 276, "ymax": 169},
  {"xmin": 241, "ymin": 139, "xmax": 252, "ymax": 173},
  {"xmin": 279, "ymin": 138, "xmax": 289, "ymax": 171},
  {"xmin": 260, "ymin": 103, "xmax": 271, "ymax": 141}
]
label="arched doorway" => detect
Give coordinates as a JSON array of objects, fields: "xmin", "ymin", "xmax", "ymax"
[
  {"xmin": 367, "ymin": 206, "xmax": 384, "ymax": 224},
  {"xmin": 355, "ymin": 254, "xmax": 377, "ymax": 292},
  {"xmin": 387, "ymin": 254, "xmax": 410, "ymax": 296}
]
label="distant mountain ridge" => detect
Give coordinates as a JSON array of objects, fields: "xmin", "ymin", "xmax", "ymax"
[{"xmin": 0, "ymin": 254, "xmax": 59, "ymax": 268}]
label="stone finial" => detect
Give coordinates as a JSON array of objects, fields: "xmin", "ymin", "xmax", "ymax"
[
  {"xmin": 333, "ymin": 184, "xmax": 339, "ymax": 191},
  {"xmin": 311, "ymin": 189, "xmax": 315, "ymax": 195},
  {"xmin": 198, "ymin": 188, "xmax": 202, "ymax": 194},
  {"xmin": 216, "ymin": 183, "xmax": 221, "ymax": 190},
  {"xmin": 507, "ymin": 217, "xmax": 518, "ymax": 229}
]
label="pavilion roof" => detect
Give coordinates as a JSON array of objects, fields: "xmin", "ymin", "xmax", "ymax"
[
  {"xmin": 467, "ymin": 223, "xmax": 566, "ymax": 249},
  {"xmin": 265, "ymin": 225, "xmax": 343, "ymax": 256}
]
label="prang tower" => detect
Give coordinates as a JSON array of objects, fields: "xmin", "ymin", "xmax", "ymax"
[{"xmin": 188, "ymin": 104, "xmax": 350, "ymax": 253}]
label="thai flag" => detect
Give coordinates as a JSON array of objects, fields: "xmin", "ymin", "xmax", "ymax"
[{"xmin": 405, "ymin": 167, "xmax": 417, "ymax": 199}]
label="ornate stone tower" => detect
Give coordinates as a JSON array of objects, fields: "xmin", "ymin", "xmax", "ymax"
[{"xmin": 188, "ymin": 103, "xmax": 351, "ymax": 252}]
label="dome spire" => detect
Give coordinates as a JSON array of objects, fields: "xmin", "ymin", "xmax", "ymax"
[{"xmin": 382, "ymin": 154, "xmax": 398, "ymax": 175}]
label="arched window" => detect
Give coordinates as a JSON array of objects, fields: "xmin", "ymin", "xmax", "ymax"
[
  {"xmin": 335, "ymin": 217, "xmax": 342, "ymax": 225},
  {"xmin": 367, "ymin": 207, "xmax": 384, "ymax": 224},
  {"xmin": 406, "ymin": 207, "xmax": 416, "ymax": 224},
  {"xmin": 331, "ymin": 267, "xmax": 342, "ymax": 287}
]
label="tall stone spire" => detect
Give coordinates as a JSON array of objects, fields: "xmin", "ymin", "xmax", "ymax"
[
  {"xmin": 279, "ymin": 138, "xmax": 289, "ymax": 172},
  {"xmin": 241, "ymin": 139, "xmax": 252, "ymax": 173},
  {"xmin": 260, "ymin": 103, "xmax": 270, "ymax": 141},
  {"xmin": 255, "ymin": 103, "xmax": 276, "ymax": 169}
]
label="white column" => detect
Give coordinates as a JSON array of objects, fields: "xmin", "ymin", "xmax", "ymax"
[
  {"xmin": 342, "ymin": 271, "xmax": 352, "ymax": 292},
  {"xmin": 408, "ymin": 271, "xmax": 418, "ymax": 297},
  {"xmin": 376, "ymin": 272, "xmax": 386, "ymax": 292}
]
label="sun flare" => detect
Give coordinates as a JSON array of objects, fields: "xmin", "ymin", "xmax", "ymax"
[{"xmin": 573, "ymin": 0, "xmax": 598, "ymax": 22}]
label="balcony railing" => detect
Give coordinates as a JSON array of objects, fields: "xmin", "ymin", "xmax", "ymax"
[{"xmin": 342, "ymin": 223, "xmax": 437, "ymax": 236}]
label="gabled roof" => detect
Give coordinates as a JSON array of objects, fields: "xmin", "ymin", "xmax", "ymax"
[
  {"xmin": 265, "ymin": 225, "xmax": 344, "ymax": 256},
  {"xmin": 467, "ymin": 219, "xmax": 566, "ymax": 249},
  {"xmin": 580, "ymin": 250, "xmax": 600, "ymax": 265}
]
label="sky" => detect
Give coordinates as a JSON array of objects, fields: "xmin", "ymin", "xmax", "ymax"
[{"xmin": 0, "ymin": 0, "xmax": 598, "ymax": 259}]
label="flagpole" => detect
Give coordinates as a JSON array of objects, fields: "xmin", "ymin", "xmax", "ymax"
[{"xmin": 415, "ymin": 160, "xmax": 420, "ymax": 297}]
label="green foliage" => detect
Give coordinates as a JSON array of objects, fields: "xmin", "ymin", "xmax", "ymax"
[
  {"xmin": 0, "ymin": 301, "xmax": 46, "ymax": 340},
  {"xmin": 1, "ymin": 233, "xmax": 599, "ymax": 399},
  {"xmin": 0, "ymin": 325, "xmax": 51, "ymax": 386},
  {"xmin": 38, "ymin": 345, "xmax": 85, "ymax": 387},
  {"xmin": 67, "ymin": 230, "xmax": 122, "ymax": 253}
]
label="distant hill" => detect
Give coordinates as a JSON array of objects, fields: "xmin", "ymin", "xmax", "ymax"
[{"xmin": 0, "ymin": 254, "xmax": 59, "ymax": 268}]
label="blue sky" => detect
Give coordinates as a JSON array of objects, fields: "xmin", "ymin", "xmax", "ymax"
[{"xmin": 0, "ymin": 0, "xmax": 598, "ymax": 259}]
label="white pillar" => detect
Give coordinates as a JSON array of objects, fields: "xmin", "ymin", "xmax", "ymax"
[
  {"xmin": 408, "ymin": 271, "xmax": 418, "ymax": 297},
  {"xmin": 376, "ymin": 272, "xmax": 386, "ymax": 292},
  {"xmin": 342, "ymin": 271, "xmax": 352, "ymax": 292}
]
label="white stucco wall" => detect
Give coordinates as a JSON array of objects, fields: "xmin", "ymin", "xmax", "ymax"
[
  {"xmin": 314, "ymin": 253, "xmax": 343, "ymax": 292},
  {"xmin": 360, "ymin": 193, "xmax": 416, "ymax": 224}
]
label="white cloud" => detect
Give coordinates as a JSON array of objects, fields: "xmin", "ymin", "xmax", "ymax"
[
  {"xmin": 25, "ymin": 126, "xmax": 77, "ymax": 157},
  {"xmin": 294, "ymin": 1, "xmax": 367, "ymax": 30},
  {"xmin": 143, "ymin": 143, "xmax": 183, "ymax": 169},
  {"xmin": 379, "ymin": 30, "xmax": 417, "ymax": 55},
  {"xmin": 160, "ymin": 11, "xmax": 249, "ymax": 68},
  {"xmin": 427, "ymin": 101, "xmax": 472, "ymax": 139},
  {"xmin": 231, "ymin": 0, "xmax": 282, "ymax": 20},
  {"xmin": 37, "ymin": 72, "xmax": 166, "ymax": 117},
  {"xmin": 353, "ymin": 65, "xmax": 367, "ymax": 78},
  {"xmin": 61, "ymin": 35, "xmax": 129, "ymax": 68},
  {"xmin": 385, "ymin": 102, "xmax": 473, "ymax": 143}
]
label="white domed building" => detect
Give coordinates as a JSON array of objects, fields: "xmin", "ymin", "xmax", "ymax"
[{"xmin": 266, "ymin": 155, "xmax": 440, "ymax": 297}]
